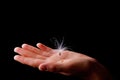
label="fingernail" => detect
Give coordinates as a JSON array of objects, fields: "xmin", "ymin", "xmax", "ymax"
[
  {"xmin": 14, "ymin": 55, "xmax": 19, "ymax": 60},
  {"xmin": 14, "ymin": 47, "xmax": 20, "ymax": 52}
]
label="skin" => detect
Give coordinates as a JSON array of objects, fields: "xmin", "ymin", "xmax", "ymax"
[{"xmin": 14, "ymin": 43, "xmax": 112, "ymax": 80}]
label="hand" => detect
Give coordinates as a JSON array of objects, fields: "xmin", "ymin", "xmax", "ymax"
[{"xmin": 14, "ymin": 43, "xmax": 112, "ymax": 80}]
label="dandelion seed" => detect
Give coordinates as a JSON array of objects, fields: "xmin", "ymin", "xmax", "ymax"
[
  {"xmin": 59, "ymin": 52, "xmax": 61, "ymax": 55},
  {"xmin": 51, "ymin": 37, "xmax": 68, "ymax": 56}
]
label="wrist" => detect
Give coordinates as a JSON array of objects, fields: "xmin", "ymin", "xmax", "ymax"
[
  {"xmin": 84, "ymin": 60, "xmax": 112, "ymax": 80},
  {"xmin": 73, "ymin": 59, "xmax": 112, "ymax": 80}
]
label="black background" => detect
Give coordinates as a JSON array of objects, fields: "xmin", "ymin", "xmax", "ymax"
[
  {"xmin": 7, "ymin": 27, "xmax": 119, "ymax": 80},
  {"xmin": 5, "ymin": 4, "xmax": 119, "ymax": 80}
]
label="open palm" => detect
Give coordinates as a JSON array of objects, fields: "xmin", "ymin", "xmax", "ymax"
[{"xmin": 14, "ymin": 43, "xmax": 95, "ymax": 76}]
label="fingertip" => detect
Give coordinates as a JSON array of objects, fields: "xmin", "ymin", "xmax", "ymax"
[
  {"xmin": 22, "ymin": 43, "xmax": 28, "ymax": 48},
  {"xmin": 14, "ymin": 47, "xmax": 20, "ymax": 52},
  {"xmin": 37, "ymin": 43, "xmax": 42, "ymax": 47},
  {"xmin": 38, "ymin": 64, "xmax": 47, "ymax": 71},
  {"xmin": 38, "ymin": 65, "xmax": 42, "ymax": 70},
  {"xmin": 14, "ymin": 55, "xmax": 20, "ymax": 60}
]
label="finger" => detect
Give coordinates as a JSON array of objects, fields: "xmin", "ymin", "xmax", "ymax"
[
  {"xmin": 14, "ymin": 55, "xmax": 44, "ymax": 68},
  {"xmin": 14, "ymin": 47, "xmax": 46, "ymax": 59},
  {"xmin": 22, "ymin": 44, "xmax": 43, "ymax": 55},
  {"xmin": 37, "ymin": 43, "xmax": 52, "ymax": 52},
  {"xmin": 36, "ymin": 43, "xmax": 54, "ymax": 57}
]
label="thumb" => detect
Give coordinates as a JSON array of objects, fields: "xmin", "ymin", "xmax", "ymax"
[{"xmin": 38, "ymin": 62, "xmax": 63, "ymax": 72}]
